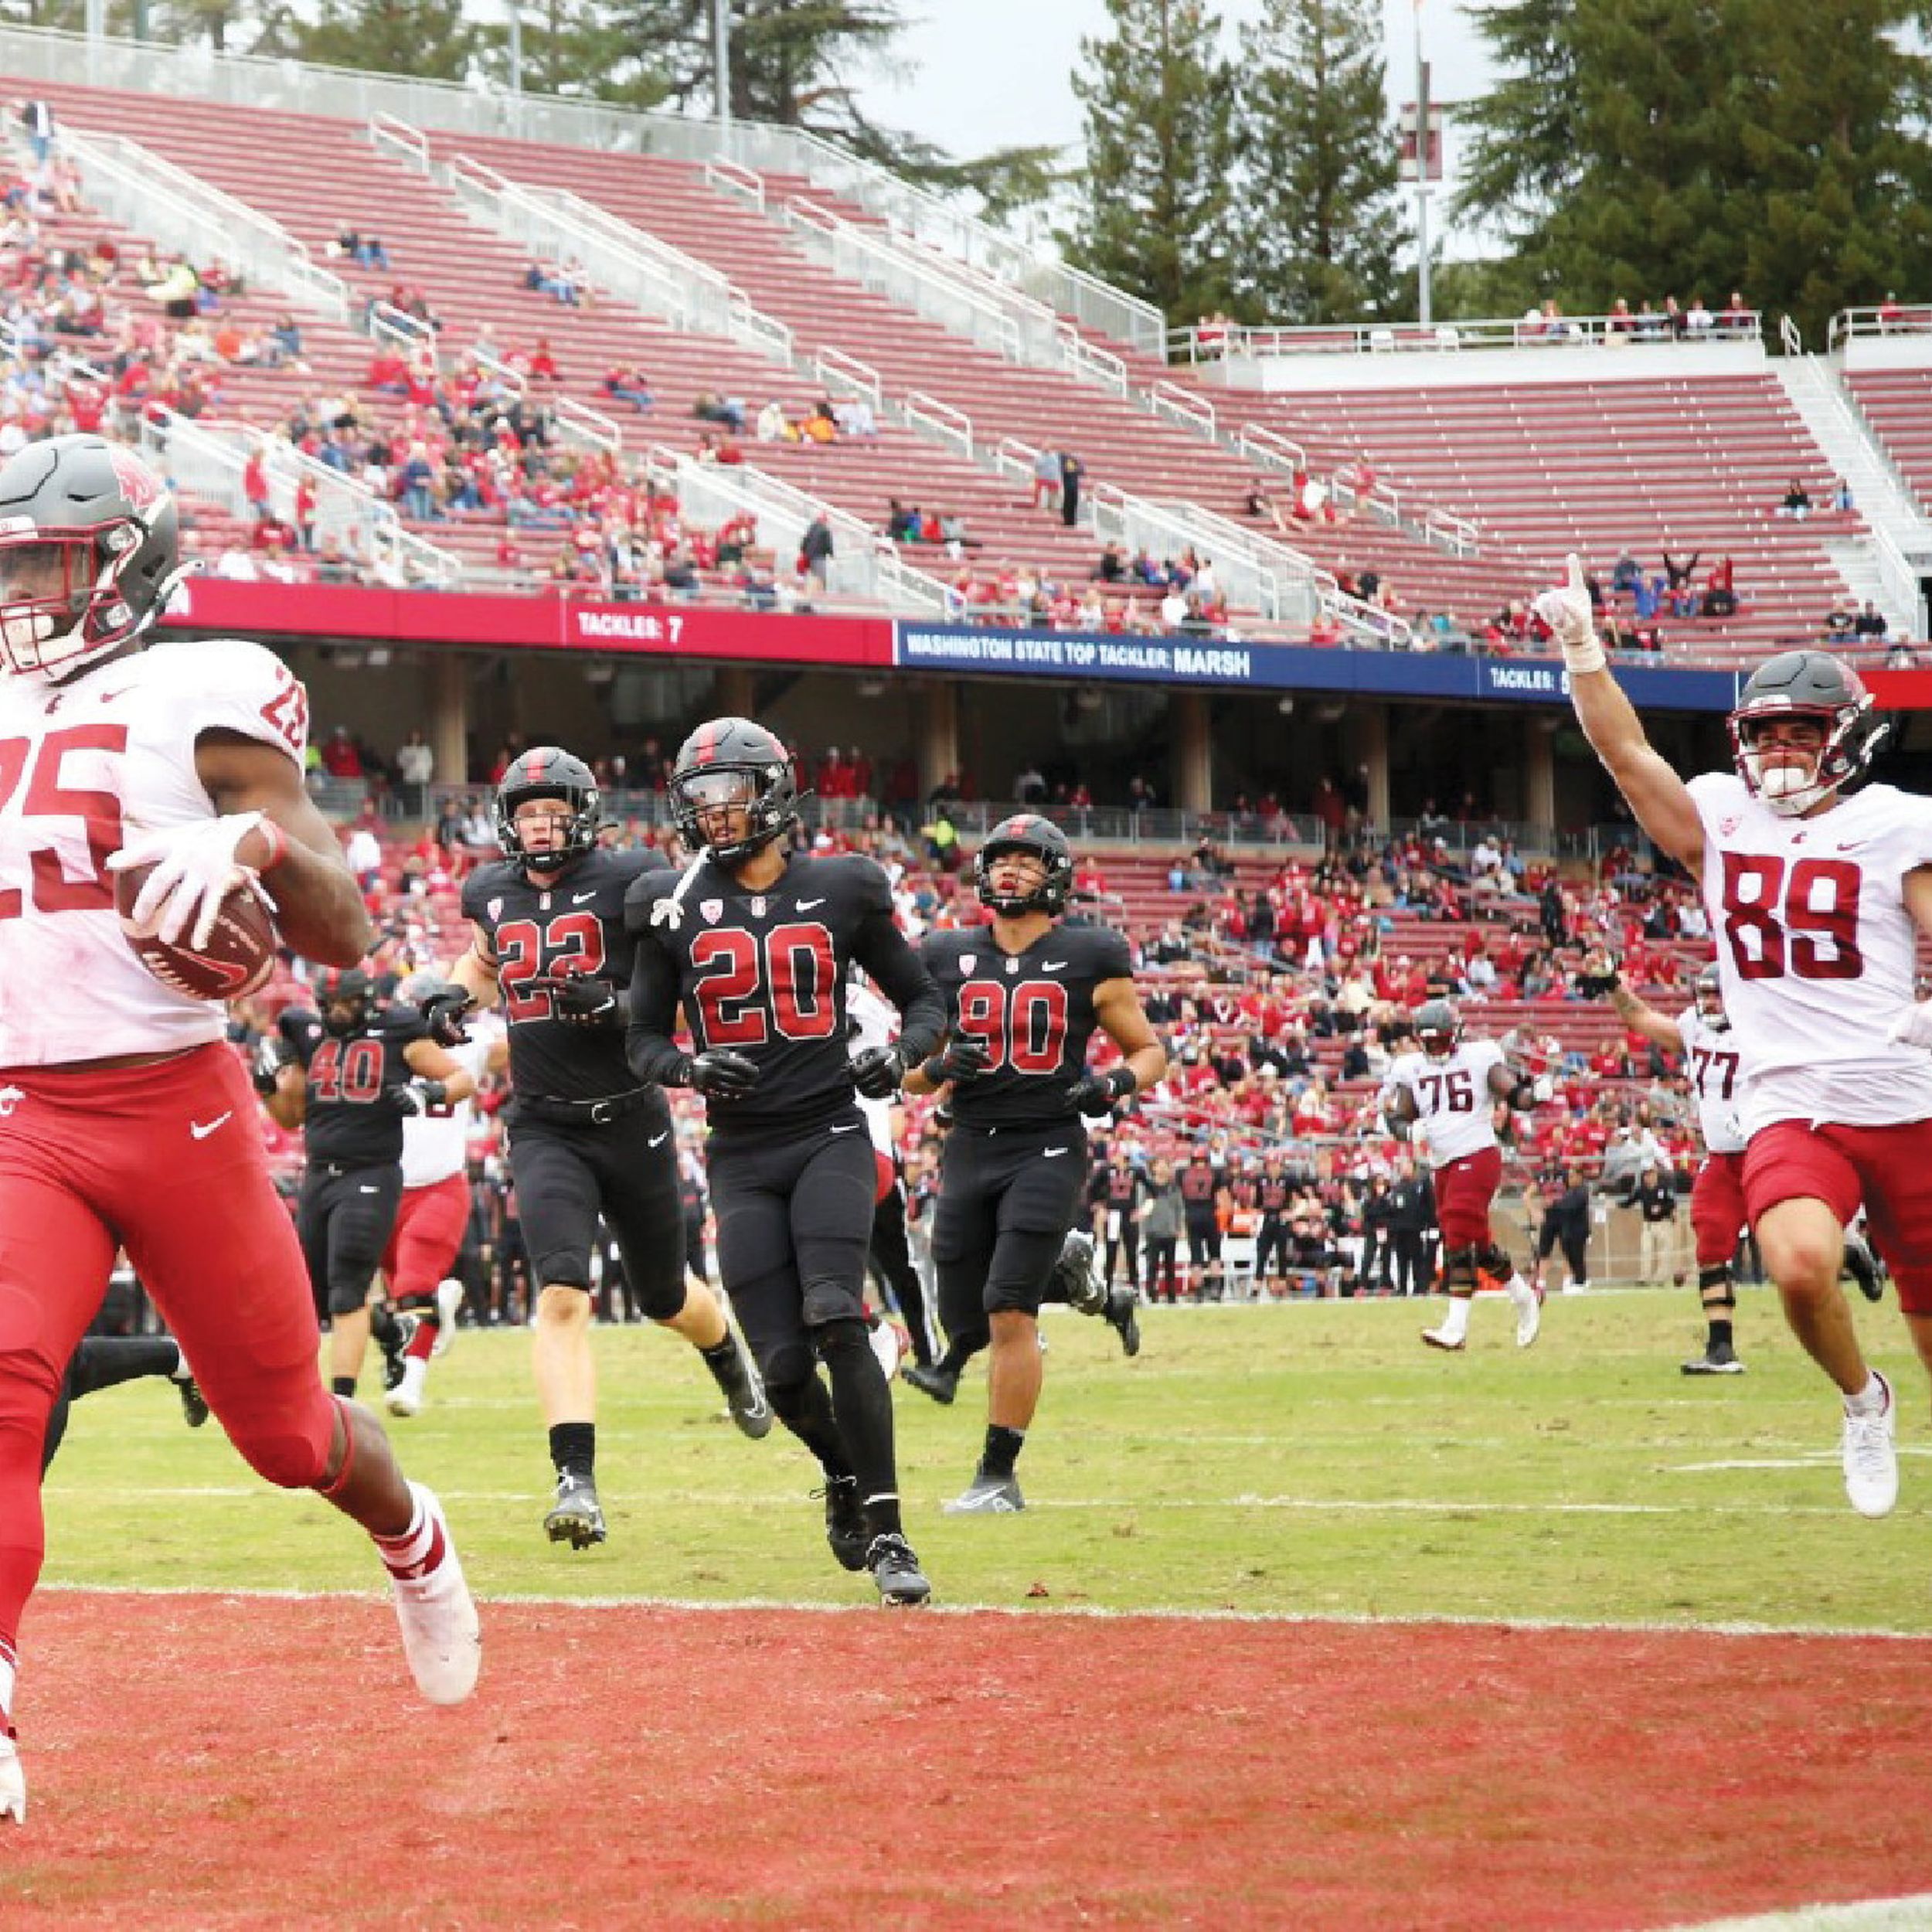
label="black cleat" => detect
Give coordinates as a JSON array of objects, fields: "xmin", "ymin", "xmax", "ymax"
[
  {"xmin": 818, "ymin": 1475, "xmax": 869, "ymax": 1572},
  {"xmin": 1049, "ymin": 1229, "xmax": 1110, "ymax": 1316},
  {"xmin": 376, "ymin": 1310, "xmax": 418, "ymax": 1394},
  {"xmin": 708, "ymin": 1328, "xmax": 774, "ymax": 1440},
  {"xmin": 175, "ymin": 1375, "xmax": 209, "ymax": 1429},
  {"xmin": 901, "ymin": 1362, "xmax": 959, "ymax": 1405},
  {"xmin": 1682, "ymin": 1342, "xmax": 1746, "ymax": 1376},
  {"xmin": 544, "ymin": 1471, "xmax": 607, "ymax": 1549},
  {"xmin": 1104, "ymin": 1284, "xmax": 1142, "ymax": 1359},
  {"xmin": 1843, "ymin": 1236, "xmax": 1883, "ymax": 1304},
  {"xmin": 866, "ymin": 1532, "xmax": 931, "ymax": 1607}
]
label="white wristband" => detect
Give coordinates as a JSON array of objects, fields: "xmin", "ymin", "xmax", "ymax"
[{"xmin": 1560, "ymin": 636, "xmax": 1607, "ymax": 675}]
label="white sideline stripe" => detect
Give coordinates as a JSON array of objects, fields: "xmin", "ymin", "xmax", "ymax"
[
  {"xmin": 39, "ymin": 1481, "xmax": 1923, "ymax": 1522},
  {"xmin": 1668, "ymin": 1897, "xmax": 1932, "ymax": 1931},
  {"xmin": 36, "ymin": 1579, "xmax": 1932, "ymax": 1641}
]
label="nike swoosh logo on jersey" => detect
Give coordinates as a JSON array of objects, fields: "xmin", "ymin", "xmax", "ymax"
[
  {"xmin": 1042, "ymin": 960, "xmax": 1070, "ymax": 971},
  {"xmin": 189, "ymin": 1112, "xmax": 232, "ymax": 1140},
  {"xmin": 1043, "ymin": 1146, "xmax": 1068, "ymax": 1158},
  {"xmin": 648, "ymin": 1131, "xmax": 670, "ymax": 1148},
  {"xmin": 573, "ymin": 891, "xmax": 598, "ymax": 904},
  {"xmin": 831, "ymin": 1121, "xmax": 862, "ymax": 1134},
  {"xmin": 797, "ymin": 897, "xmax": 827, "ymax": 910}
]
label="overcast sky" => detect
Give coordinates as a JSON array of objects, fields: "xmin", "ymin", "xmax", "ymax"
[{"xmin": 855, "ymin": 0, "xmax": 1496, "ymax": 193}]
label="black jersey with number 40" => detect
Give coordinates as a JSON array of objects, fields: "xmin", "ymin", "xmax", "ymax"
[
  {"xmin": 624, "ymin": 851, "xmax": 941, "ymax": 1138},
  {"xmin": 462, "ymin": 845, "xmax": 653, "ymax": 1105},
  {"xmin": 922, "ymin": 920, "xmax": 1134, "ymax": 1130},
  {"xmin": 287, "ymin": 1003, "xmax": 427, "ymax": 1168}
]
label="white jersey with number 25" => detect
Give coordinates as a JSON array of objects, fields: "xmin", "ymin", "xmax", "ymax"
[
  {"xmin": 1689, "ymin": 770, "xmax": 1932, "ymax": 1133},
  {"xmin": 0, "ymin": 638, "xmax": 308, "ymax": 1068}
]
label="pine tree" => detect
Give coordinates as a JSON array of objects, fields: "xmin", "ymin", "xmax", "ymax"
[
  {"xmin": 294, "ymin": 0, "xmax": 478, "ymax": 80},
  {"xmin": 1456, "ymin": 0, "xmax": 1932, "ymax": 335},
  {"xmin": 1229, "ymin": 0, "xmax": 1401, "ymax": 323},
  {"xmin": 1063, "ymin": 0, "xmax": 1236, "ymax": 325}
]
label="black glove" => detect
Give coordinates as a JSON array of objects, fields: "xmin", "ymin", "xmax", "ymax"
[
  {"xmin": 683, "ymin": 1048, "xmax": 760, "ymax": 1100},
  {"xmin": 1065, "ymin": 1065, "xmax": 1137, "ymax": 1117},
  {"xmin": 920, "ymin": 1034, "xmax": 992, "ymax": 1086},
  {"xmin": 419, "ymin": 986, "xmax": 474, "ymax": 1046},
  {"xmin": 384, "ymin": 1078, "xmax": 447, "ymax": 1117},
  {"xmin": 250, "ymin": 1036, "xmax": 291, "ymax": 1096},
  {"xmin": 1575, "ymin": 950, "xmax": 1622, "ymax": 998},
  {"xmin": 547, "ymin": 976, "xmax": 620, "ymax": 1028},
  {"xmin": 850, "ymin": 1043, "xmax": 906, "ymax": 1100}
]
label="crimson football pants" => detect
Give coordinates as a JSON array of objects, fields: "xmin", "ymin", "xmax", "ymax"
[{"xmin": 0, "ymin": 1046, "xmax": 336, "ymax": 1680}]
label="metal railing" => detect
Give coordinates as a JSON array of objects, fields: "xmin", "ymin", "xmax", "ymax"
[
  {"xmin": 1168, "ymin": 309, "xmax": 1767, "ymax": 362},
  {"xmin": 643, "ymin": 440, "xmax": 950, "ymax": 617},
  {"xmin": 0, "ymin": 23, "xmax": 1164, "ymax": 355},
  {"xmin": 141, "ymin": 406, "xmax": 460, "ymax": 587},
  {"xmin": 903, "ymin": 392, "xmax": 974, "ymax": 461},
  {"xmin": 780, "ymin": 196, "xmax": 1046, "ymax": 366},
  {"xmin": 1828, "ymin": 303, "xmax": 1932, "ymax": 351},
  {"xmin": 51, "ymin": 125, "xmax": 350, "ymax": 322},
  {"xmin": 1059, "ymin": 325, "xmax": 1131, "ymax": 396}
]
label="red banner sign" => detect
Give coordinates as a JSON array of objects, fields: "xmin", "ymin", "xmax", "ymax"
[{"xmin": 162, "ymin": 577, "xmax": 892, "ymax": 668}]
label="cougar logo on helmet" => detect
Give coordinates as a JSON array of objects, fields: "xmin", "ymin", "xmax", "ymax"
[
  {"xmin": 668, "ymin": 716, "xmax": 799, "ymax": 866},
  {"xmin": 0, "ymin": 434, "xmax": 182, "ymax": 682},
  {"xmin": 494, "ymin": 747, "xmax": 601, "ymax": 876},
  {"xmin": 974, "ymin": 814, "xmax": 1074, "ymax": 917},
  {"xmin": 1727, "ymin": 649, "xmax": 1886, "ymax": 818}
]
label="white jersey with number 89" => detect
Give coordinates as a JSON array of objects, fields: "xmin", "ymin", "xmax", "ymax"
[
  {"xmin": 1689, "ymin": 770, "xmax": 1932, "ymax": 1133},
  {"xmin": 1382, "ymin": 1036, "xmax": 1504, "ymax": 1168}
]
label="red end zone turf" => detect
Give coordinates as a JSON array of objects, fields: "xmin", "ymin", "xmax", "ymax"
[{"xmin": 9, "ymin": 1592, "xmax": 1932, "ymax": 1930}]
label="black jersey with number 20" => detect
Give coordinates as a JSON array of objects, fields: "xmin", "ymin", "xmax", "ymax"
[
  {"xmin": 625, "ymin": 851, "xmax": 942, "ymax": 1138},
  {"xmin": 921, "ymin": 920, "xmax": 1134, "ymax": 1131}
]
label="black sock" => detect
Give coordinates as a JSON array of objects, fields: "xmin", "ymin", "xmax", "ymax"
[
  {"xmin": 331, "ymin": 1375, "xmax": 357, "ymax": 1399},
  {"xmin": 65, "ymin": 1336, "xmax": 184, "ymax": 1400},
  {"xmin": 937, "ymin": 1335, "xmax": 979, "ymax": 1378},
  {"xmin": 699, "ymin": 1335, "xmax": 743, "ymax": 1383},
  {"xmin": 981, "ymin": 1423, "xmax": 1026, "ymax": 1480},
  {"xmin": 369, "ymin": 1303, "xmax": 400, "ymax": 1348},
  {"xmin": 549, "ymin": 1420, "xmax": 596, "ymax": 1478},
  {"xmin": 767, "ymin": 1373, "xmax": 850, "ymax": 1478},
  {"xmin": 1708, "ymin": 1318, "xmax": 1733, "ymax": 1350},
  {"xmin": 816, "ymin": 1319, "xmax": 901, "ymax": 1532}
]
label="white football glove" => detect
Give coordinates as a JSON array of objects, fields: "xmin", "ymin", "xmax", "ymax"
[
  {"xmin": 108, "ymin": 812, "xmax": 270, "ymax": 950},
  {"xmin": 1531, "ymin": 553, "xmax": 1606, "ymax": 674},
  {"xmin": 1532, "ymin": 1073, "xmax": 1556, "ymax": 1104},
  {"xmin": 1888, "ymin": 1002, "xmax": 1932, "ymax": 1049}
]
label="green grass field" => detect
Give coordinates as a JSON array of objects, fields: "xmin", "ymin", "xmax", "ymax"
[{"xmin": 38, "ymin": 1287, "xmax": 1932, "ymax": 1633}]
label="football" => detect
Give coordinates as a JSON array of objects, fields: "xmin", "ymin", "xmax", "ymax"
[{"xmin": 114, "ymin": 862, "xmax": 280, "ymax": 1002}]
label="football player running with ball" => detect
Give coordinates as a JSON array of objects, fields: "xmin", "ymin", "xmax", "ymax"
[
  {"xmin": 903, "ymin": 815, "xmax": 1166, "ymax": 1514},
  {"xmin": 432, "ymin": 747, "xmax": 769, "ymax": 1553},
  {"xmin": 1543, "ymin": 553, "xmax": 1932, "ymax": 1519},
  {"xmin": 625, "ymin": 718, "xmax": 947, "ymax": 1606},
  {"xmin": 0, "ymin": 435, "xmax": 481, "ymax": 1820},
  {"xmin": 1380, "ymin": 998, "xmax": 1547, "ymax": 1352}
]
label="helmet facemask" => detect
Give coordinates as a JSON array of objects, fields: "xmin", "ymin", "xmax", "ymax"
[
  {"xmin": 1728, "ymin": 696, "xmax": 1882, "ymax": 819},
  {"xmin": 0, "ymin": 519, "xmax": 152, "ymax": 682},
  {"xmin": 670, "ymin": 763, "xmax": 791, "ymax": 866}
]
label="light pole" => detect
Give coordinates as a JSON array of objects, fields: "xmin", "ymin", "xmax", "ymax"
[
  {"xmin": 714, "ymin": 0, "xmax": 732, "ymax": 134},
  {"xmin": 1413, "ymin": 5, "xmax": 1431, "ymax": 330}
]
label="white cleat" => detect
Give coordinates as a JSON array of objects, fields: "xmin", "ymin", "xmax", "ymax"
[
  {"xmin": 0, "ymin": 1735, "xmax": 23, "ymax": 1823},
  {"xmin": 386, "ymin": 1356, "xmax": 428, "ymax": 1418},
  {"xmin": 1515, "ymin": 1285, "xmax": 1543, "ymax": 1349},
  {"xmin": 432, "ymin": 1278, "xmax": 463, "ymax": 1357},
  {"xmin": 1842, "ymin": 1372, "xmax": 1898, "ymax": 1519},
  {"xmin": 1421, "ymin": 1326, "xmax": 1465, "ymax": 1352},
  {"xmin": 387, "ymin": 1483, "xmax": 481, "ymax": 1706}
]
